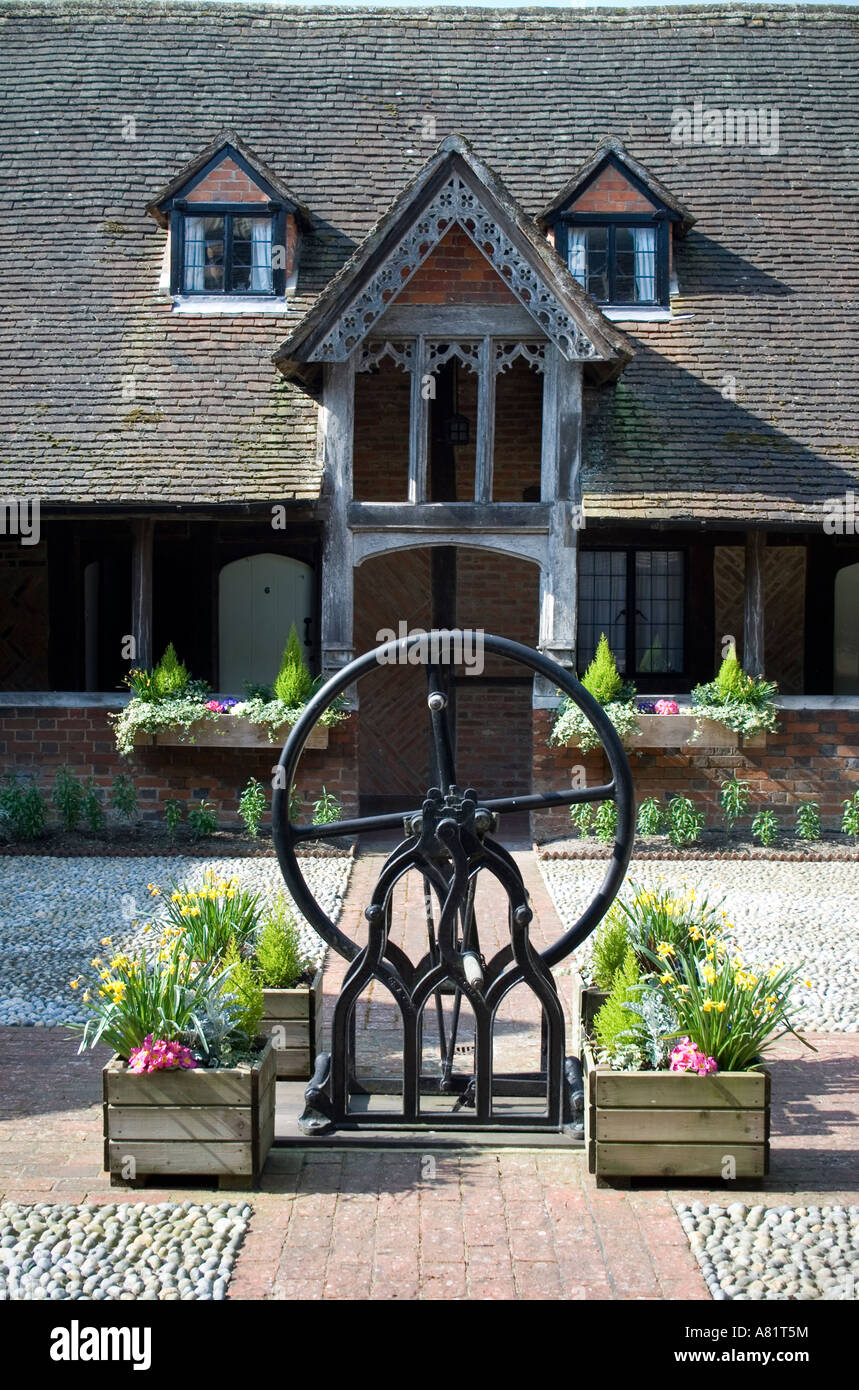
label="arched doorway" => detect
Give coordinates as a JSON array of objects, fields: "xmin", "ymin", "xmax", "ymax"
[
  {"xmin": 218, "ymin": 553, "xmax": 314, "ymax": 692},
  {"xmin": 834, "ymin": 562, "xmax": 859, "ymax": 694},
  {"xmin": 353, "ymin": 545, "xmax": 540, "ymax": 810}
]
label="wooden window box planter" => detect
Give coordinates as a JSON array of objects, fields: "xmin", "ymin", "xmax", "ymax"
[
  {"xmin": 103, "ymin": 1037, "xmax": 276, "ymax": 1190},
  {"xmin": 261, "ymin": 967, "xmax": 324, "ymax": 1079},
  {"xmin": 570, "ymin": 970, "xmax": 607, "ymax": 1057},
  {"xmin": 582, "ymin": 1042, "xmax": 770, "ymax": 1182},
  {"xmin": 132, "ymin": 718, "xmax": 328, "ymax": 750},
  {"xmin": 627, "ymin": 713, "xmax": 766, "ymax": 751}
]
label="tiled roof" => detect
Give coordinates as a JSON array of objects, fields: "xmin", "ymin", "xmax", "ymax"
[{"xmin": 1, "ymin": 3, "xmax": 857, "ymax": 521}]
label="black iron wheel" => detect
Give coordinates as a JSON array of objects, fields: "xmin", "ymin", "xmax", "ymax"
[{"xmin": 272, "ymin": 632, "xmax": 634, "ymax": 969}]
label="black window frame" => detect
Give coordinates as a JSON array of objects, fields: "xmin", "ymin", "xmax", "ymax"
[
  {"xmin": 554, "ymin": 214, "xmax": 670, "ymax": 309},
  {"xmin": 578, "ymin": 545, "xmax": 688, "ymax": 688},
  {"xmin": 170, "ymin": 202, "xmax": 287, "ymax": 297}
]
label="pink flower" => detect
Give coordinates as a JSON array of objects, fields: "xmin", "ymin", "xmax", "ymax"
[
  {"xmin": 128, "ymin": 1034, "xmax": 197, "ymax": 1073},
  {"xmin": 655, "ymin": 699, "xmax": 680, "ymax": 715},
  {"xmin": 669, "ymin": 1037, "xmax": 718, "ymax": 1074},
  {"xmin": 204, "ymin": 700, "xmax": 222, "ymax": 712}
]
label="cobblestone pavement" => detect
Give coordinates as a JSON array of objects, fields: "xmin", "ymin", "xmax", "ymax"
[{"xmin": 0, "ymin": 851, "xmax": 856, "ymax": 1300}]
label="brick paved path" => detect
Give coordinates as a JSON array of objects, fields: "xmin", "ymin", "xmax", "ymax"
[{"xmin": 0, "ymin": 849, "xmax": 856, "ymax": 1300}]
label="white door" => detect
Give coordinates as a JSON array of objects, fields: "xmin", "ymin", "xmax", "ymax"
[
  {"xmin": 834, "ymin": 562, "xmax": 859, "ymax": 694},
  {"xmin": 218, "ymin": 554, "xmax": 314, "ymax": 693}
]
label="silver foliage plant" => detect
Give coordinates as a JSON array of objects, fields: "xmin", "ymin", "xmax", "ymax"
[{"xmin": 596, "ymin": 983, "xmax": 681, "ymax": 1072}]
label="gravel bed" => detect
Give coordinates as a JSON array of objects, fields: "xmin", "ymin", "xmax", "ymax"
[
  {"xmin": 0, "ymin": 1200, "xmax": 251, "ymax": 1300},
  {"xmin": 539, "ymin": 858, "xmax": 859, "ymax": 1031},
  {"xmin": 677, "ymin": 1203, "xmax": 859, "ymax": 1300},
  {"xmin": 0, "ymin": 855, "xmax": 353, "ymax": 1026}
]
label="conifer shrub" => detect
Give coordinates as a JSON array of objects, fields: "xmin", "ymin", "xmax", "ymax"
[{"xmin": 273, "ymin": 624, "xmax": 314, "ymax": 705}]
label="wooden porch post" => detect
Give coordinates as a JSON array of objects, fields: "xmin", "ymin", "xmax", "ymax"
[
  {"xmin": 131, "ymin": 517, "xmax": 154, "ymax": 670},
  {"xmin": 743, "ymin": 529, "xmax": 766, "ymax": 677}
]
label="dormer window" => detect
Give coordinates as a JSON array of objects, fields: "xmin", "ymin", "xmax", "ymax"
[
  {"xmin": 566, "ymin": 222, "xmax": 661, "ymax": 306},
  {"xmin": 181, "ymin": 212, "xmax": 276, "ymax": 295},
  {"xmin": 147, "ymin": 134, "xmax": 309, "ymax": 310},
  {"xmin": 540, "ymin": 137, "xmax": 694, "ymax": 319}
]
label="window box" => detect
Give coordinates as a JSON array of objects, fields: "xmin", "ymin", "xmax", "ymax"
[
  {"xmin": 627, "ymin": 713, "xmax": 766, "ymax": 750},
  {"xmin": 582, "ymin": 1042, "xmax": 770, "ymax": 1181},
  {"xmin": 103, "ymin": 1037, "xmax": 276, "ymax": 1189},
  {"xmin": 261, "ymin": 967, "xmax": 324, "ymax": 1080},
  {"xmin": 571, "ymin": 970, "xmax": 608, "ymax": 1056},
  {"xmin": 131, "ymin": 717, "xmax": 328, "ymax": 750}
]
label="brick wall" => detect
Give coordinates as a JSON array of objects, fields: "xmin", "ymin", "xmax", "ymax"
[
  {"xmin": 396, "ymin": 225, "xmax": 520, "ymax": 305},
  {"xmin": 186, "ymin": 157, "xmax": 270, "ymax": 204},
  {"xmin": 353, "ymin": 360, "xmax": 412, "ymax": 500},
  {"xmin": 0, "ymin": 707, "xmax": 359, "ymax": 827},
  {"xmin": 570, "ymin": 166, "xmax": 654, "ymax": 214},
  {"xmin": 533, "ymin": 706, "xmax": 859, "ymax": 840},
  {"xmin": 0, "ymin": 540, "xmax": 48, "ymax": 689}
]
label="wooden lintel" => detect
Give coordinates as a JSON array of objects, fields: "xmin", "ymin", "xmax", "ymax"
[{"xmin": 376, "ymin": 304, "xmax": 539, "ymax": 337}]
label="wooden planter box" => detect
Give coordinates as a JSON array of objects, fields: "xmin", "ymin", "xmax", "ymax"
[
  {"xmin": 261, "ymin": 967, "xmax": 324, "ymax": 1079},
  {"xmin": 103, "ymin": 1037, "xmax": 276, "ymax": 1189},
  {"xmin": 583, "ymin": 1044, "xmax": 770, "ymax": 1181},
  {"xmin": 133, "ymin": 717, "xmax": 328, "ymax": 750},
  {"xmin": 628, "ymin": 713, "xmax": 766, "ymax": 751},
  {"xmin": 570, "ymin": 971, "xmax": 607, "ymax": 1058}
]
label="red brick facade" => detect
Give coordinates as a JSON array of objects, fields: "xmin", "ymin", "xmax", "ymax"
[
  {"xmin": 570, "ymin": 164, "xmax": 654, "ymax": 214},
  {"xmin": 533, "ymin": 706, "xmax": 859, "ymax": 840},
  {"xmin": 186, "ymin": 157, "xmax": 270, "ymax": 204},
  {"xmin": 0, "ymin": 707, "xmax": 359, "ymax": 827},
  {"xmin": 396, "ymin": 225, "xmax": 520, "ymax": 306}
]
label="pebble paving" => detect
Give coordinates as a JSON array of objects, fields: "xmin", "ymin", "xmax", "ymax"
[
  {"xmin": 0, "ymin": 1200, "xmax": 251, "ymax": 1300},
  {"xmin": 540, "ymin": 858, "xmax": 859, "ymax": 1032},
  {"xmin": 0, "ymin": 855, "xmax": 352, "ymax": 1026},
  {"xmin": 677, "ymin": 1203, "xmax": 859, "ymax": 1300}
]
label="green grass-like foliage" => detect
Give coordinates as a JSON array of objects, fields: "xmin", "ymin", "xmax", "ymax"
[
  {"xmin": 593, "ymin": 800, "xmax": 618, "ymax": 844},
  {"xmin": 719, "ymin": 776, "xmax": 751, "ymax": 831},
  {"xmin": 313, "ymin": 787, "xmax": 342, "ymax": 825},
  {"xmin": 239, "ymin": 777, "xmax": 268, "ymax": 838},
  {"xmin": 612, "ymin": 881, "xmax": 725, "ymax": 970},
  {"xmin": 255, "ymin": 894, "xmax": 305, "ymax": 989},
  {"xmin": 111, "ymin": 773, "xmax": 138, "ymax": 822},
  {"xmin": 841, "ymin": 791, "xmax": 859, "ymax": 841},
  {"xmin": 644, "ymin": 940, "xmax": 811, "ymax": 1072},
  {"xmin": 569, "ymin": 803, "xmax": 594, "ymax": 838},
  {"xmin": 188, "ymin": 800, "xmax": 217, "ymax": 838},
  {"xmin": 593, "ymin": 946, "xmax": 642, "ymax": 1059},
  {"xmin": 161, "ymin": 870, "xmax": 262, "ymax": 962},
  {"xmin": 221, "ymin": 937, "xmax": 264, "ymax": 1041},
  {"xmin": 75, "ymin": 945, "xmax": 234, "ymax": 1060},
  {"xmin": 667, "ymin": 795, "xmax": 705, "ymax": 846},
  {"xmin": 0, "ymin": 775, "xmax": 47, "ymax": 840},
  {"xmin": 751, "ymin": 809, "xmax": 779, "ymax": 847},
  {"xmin": 83, "ymin": 781, "xmax": 105, "ymax": 833},
  {"xmin": 636, "ymin": 797, "xmax": 665, "ymax": 836},
  {"xmin": 273, "ymin": 624, "xmax": 314, "ymax": 705},
  {"xmin": 53, "ymin": 767, "xmax": 84, "ymax": 832},
  {"xmin": 795, "ymin": 801, "xmax": 821, "ymax": 842},
  {"xmin": 591, "ymin": 911, "xmax": 631, "ymax": 992}
]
